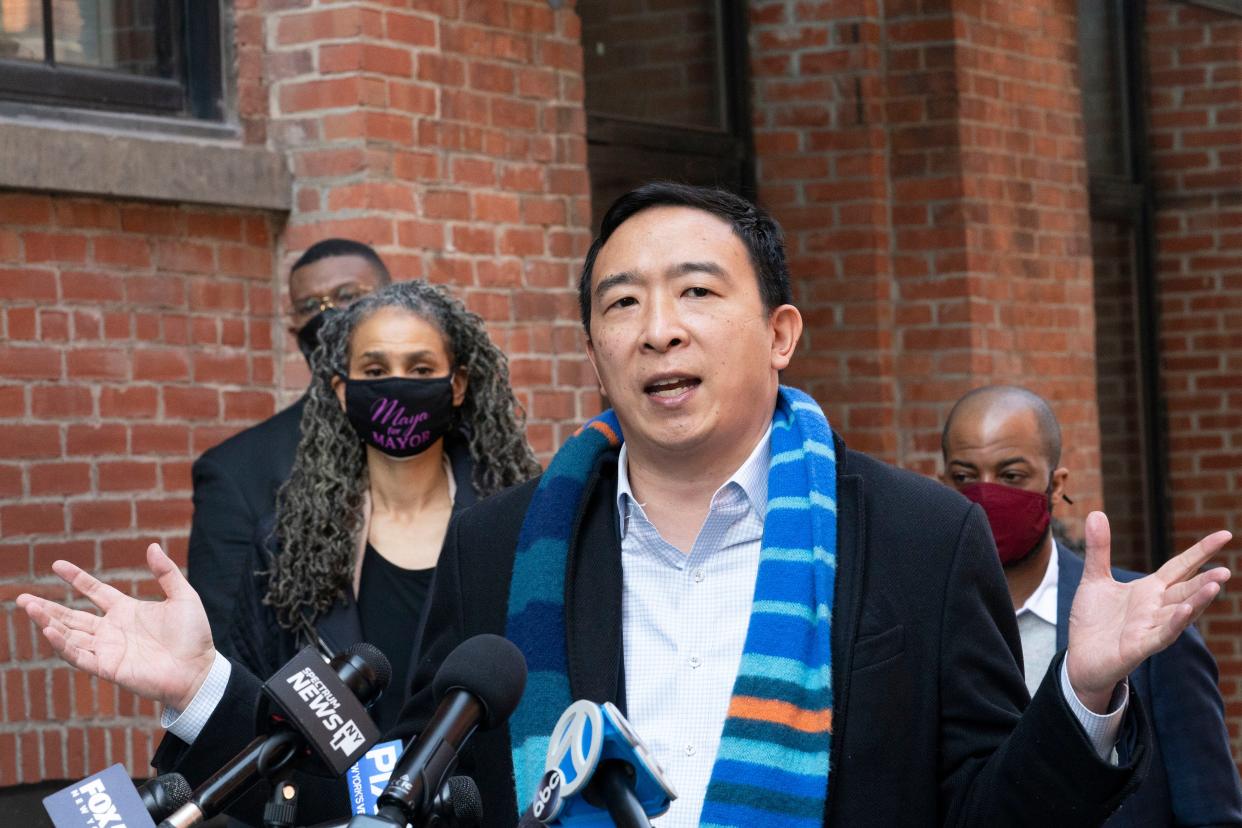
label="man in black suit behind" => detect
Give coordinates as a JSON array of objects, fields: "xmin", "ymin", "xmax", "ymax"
[{"xmin": 188, "ymin": 239, "xmax": 390, "ymax": 644}]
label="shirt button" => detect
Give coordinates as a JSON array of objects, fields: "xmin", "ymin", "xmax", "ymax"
[
  {"xmin": 688, "ymin": 655, "xmax": 701, "ymax": 669},
  {"xmin": 693, "ymin": 568, "xmax": 705, "ymax": 583},
  {"xmin": 684, "ymin": 744, "xmax": 696, "ymax": 756}
]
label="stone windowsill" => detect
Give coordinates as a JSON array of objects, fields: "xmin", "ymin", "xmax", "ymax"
[{"xmin": 0, "ymin": 102, "xmax": 291, "ymax": 212}]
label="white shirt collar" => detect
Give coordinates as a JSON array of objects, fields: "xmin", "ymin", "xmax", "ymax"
[
  {"xmin": 615, "ymin": 428, "xmax": 771, "ymax": 539},
  {"xmin": 1015, "ymin": 542, "xmax": 1059, "ymax": 624}
]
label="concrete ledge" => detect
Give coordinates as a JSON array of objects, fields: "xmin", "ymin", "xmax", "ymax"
[{"xmin": 0, "ymin": 112, "xmax": 291, "ymax": 212}]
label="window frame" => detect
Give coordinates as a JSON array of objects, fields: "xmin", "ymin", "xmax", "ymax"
[
  {"xmin": 0, "ymin": 0, "xmax": 222, "ymax": 120},
  {"xmin": 582, "ymin": 0, "xmax": 756, "ymax": 216}
]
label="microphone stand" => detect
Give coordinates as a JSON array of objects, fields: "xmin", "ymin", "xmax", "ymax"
[
  {"xmin": 262, "ymin": 771, "xmax": 299, "ymax": 828},
  {"xmin": 586, "ymin": 761, "xmax": 651, "ymax": 828}
]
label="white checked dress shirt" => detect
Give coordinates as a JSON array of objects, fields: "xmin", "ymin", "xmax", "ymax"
[{"xmin": 616, "ymin": 431, "xmax": 770, "ymax": 828}]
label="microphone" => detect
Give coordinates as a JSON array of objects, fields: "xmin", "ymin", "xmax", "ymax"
[
  {"xmin": 159, "ymin": 643, "xmax": 391, "ymax": 828},
  {"xmin": 434, "ymin": 775, "xmax": 484, "ymax": 828},
  {"xmin": 350, "ymin": 634, "xmax": 527, "ymax": 827},
  {"xmin": 139, "ymin": 773, "xmax": 193, "ymax": 821},
  {"xmin": 306, "ymin": 775, "xmax": 484, "ymax": 828},
  {"xmin": 523, "ymin": 700, "xmax": 676, "ymax": 828},
  {"xmin": 41, "ymin": 765, "xmax": 192, "ymax": 827}
]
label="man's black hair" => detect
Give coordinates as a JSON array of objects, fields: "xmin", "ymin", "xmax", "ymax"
[
  {"xmin": 290, "ymin": 238, "xmax": 392, "ymax": 285},
  {"xmin": 577, "ymin": 182, "xmax": 793, "ymax": 333}
]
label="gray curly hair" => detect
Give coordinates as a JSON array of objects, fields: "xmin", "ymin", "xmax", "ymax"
[{"xmin": 265, "ymin": 280, "xmax": 540, "ymax": 631}]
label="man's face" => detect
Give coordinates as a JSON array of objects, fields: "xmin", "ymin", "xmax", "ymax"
[
  {"xmin": 585, "ymin": 206, "xmax": 800, "ymax": 462},
  {"xmin": 941, "ymin": 405, "xmax": 1066, "ymax": 503},
  {"xmin": 287, "ymin": 254, "xmax": 384, "ymax": 336}
]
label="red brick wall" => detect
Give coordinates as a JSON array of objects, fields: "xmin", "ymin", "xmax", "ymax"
[
  {"xmin": 0, "ymin": 195, "xmax": 278, "ymax": 782},
  {"xmin": 751, "ymin": 0, "xmax": 1103, "ymax": 529},
  {"xmin": 1146, "ymin": 0, "xmax": 1242, "ymax": 759},
  {"xmin": 0, "ymin": 0, "xmax": 593, "ymax": 784}
]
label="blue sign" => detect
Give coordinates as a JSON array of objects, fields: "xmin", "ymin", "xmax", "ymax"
[
  {"xmin": 42, "ymin": 763, "xmax": 157, "ymax": 828},
  {"xmin": 345, "ymin": 738, "xmax": 404, "ymax": 815}
]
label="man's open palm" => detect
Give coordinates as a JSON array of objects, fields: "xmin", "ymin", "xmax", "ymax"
[
  {"xmin": 17, "ymin": 543, "xmax": 216, "ymax": 712},
  {"xmin": 1067, "ymin": 512, "xmax": 1231, "ymax": 711}
]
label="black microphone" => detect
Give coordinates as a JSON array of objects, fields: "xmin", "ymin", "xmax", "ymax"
[
  {"xmin": 139, "ymin": 773, "xmax": 193, "ymax": 821},
  {"xmin": 433, "ymin": 775, "xmax": 484, "ymax": 828},
  {"xmin": 159, "ymin": 643, "xmax": 391, "ymax": 828},
  {"xmin": 304, "ymin": 775, "xmax": 484, "ymax": 828},
  {"xmin": 350, "ymin": 634, "xmax": 527, "ymax": 827}
]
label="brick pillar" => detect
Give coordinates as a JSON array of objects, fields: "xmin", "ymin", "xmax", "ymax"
[
  {"xmin": 749, "ymin": 1, "xmax": 898, "ymax": 460},
  {"xmin": 1146, "ymin": 0, "xmax": 1242, "ymax": 761},
  {"xmin": 264, "ymin": 0, "xmax": 596, "ymax": 453},
  {"xmin": 750, "ymin": 0, "xmax": 1103, "ymax": 532}
]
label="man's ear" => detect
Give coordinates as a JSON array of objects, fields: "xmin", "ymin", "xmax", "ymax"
[
  {"xmin": 585, "ymin": 335, "xmax": 605, "ymax": 390},
  {"xmin": 331, "ymin": 374, "xmax": 347, "ymax": 412},
  {"xmin": 769, "ymin": 304, "xmax": 803, "ymax": 371},
  {"xmin": 1050, "ymin": 466, "xmax": 1070, "ymax": 508}
]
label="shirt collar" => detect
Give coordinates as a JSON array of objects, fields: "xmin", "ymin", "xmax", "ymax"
[
  {"xmin": 616, "ymin": 428, "xmax": 771, "ymax": 539},
  {"xmin": 1015, "ymin": 542, "xmax": 1059, "ymax": 624}
]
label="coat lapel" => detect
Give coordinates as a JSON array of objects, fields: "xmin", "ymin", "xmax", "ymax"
[
  {"xmin": 828, "ymin": 437, "xmax": 865, "ymax": 795},
  {"xmin": 1056, "ymin": 542, "xmax": 1082, "ymax": 652},
  {"xmin": 566, "ymin": 455, "xmax": 626, "ymax": 711}
]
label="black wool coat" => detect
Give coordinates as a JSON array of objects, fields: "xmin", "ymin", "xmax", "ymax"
[{"xmin": 156, "ymin": 434, "xmax": 1149, "ymax": 826}]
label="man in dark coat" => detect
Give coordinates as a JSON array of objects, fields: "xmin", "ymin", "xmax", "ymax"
[
  {"xmin": 18, "ymin": 185, "xmax": 1235, "ymax": 827},
  {"xmin": 188, "ymin": 239, "xmax": 390, "ymax": 643},
  {"xmin": 941, "ymin": 384, "xmax": 1242, "ymax": 826}
]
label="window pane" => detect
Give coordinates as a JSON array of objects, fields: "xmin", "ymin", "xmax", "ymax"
[
  {"xmin": 579, "ymin": 0, "xmax": 725, "ymax": 131},
  {"xmin": 55, "ymin": 0, "xmax": 172, "ymax": 78},
  {"xmin": 0, "ymin": 0, "xmax": 44, "ymax": 60}
]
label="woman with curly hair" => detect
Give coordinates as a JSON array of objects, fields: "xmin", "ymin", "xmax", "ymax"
[{"xmin": 227, "ymin": 279, "xmax": 540, "ymax": 728}]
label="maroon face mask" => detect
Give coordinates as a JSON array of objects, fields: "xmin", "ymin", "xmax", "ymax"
[{"xmin": 958, "ymin": 482, "xmax": 1051, "ymax": 566}]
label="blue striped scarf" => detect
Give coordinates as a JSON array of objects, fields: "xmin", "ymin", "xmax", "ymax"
[{"xmin": 506, "ymin": 386, "xmax": 836, "ymax": 826}]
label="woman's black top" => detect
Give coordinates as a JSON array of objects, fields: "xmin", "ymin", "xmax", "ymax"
[
  {"xmin": 223, "ymin": 432, "xmax": 481, "ymax": 733},
  {"xmin": 358, "ymin": 542, "xmax": 435, "ymax": 730}
]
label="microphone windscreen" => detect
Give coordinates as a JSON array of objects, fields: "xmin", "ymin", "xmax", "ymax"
[
  {"xmin": 446, "ymin": 775, "xmax": 484, "ymax": 827},
  {"xmin": 140, "ymin": 771, "xmax": 192, "ymax": 820},
  {"xmin": 342, "ymin": 641, "xmax": 393, "ymax": 699},
  {"xmin": 158, "ymin": 773, "xmax": 193, "ymax": 810},
  {"xmin": 432, "ymin": 634, "xmax": 528, "ymax": 729}
]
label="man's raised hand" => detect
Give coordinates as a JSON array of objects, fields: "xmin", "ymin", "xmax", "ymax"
[
  {"xmin": 1067, "ymin": 511, "xmax": 1231, "ymax": 712},
  {"xmin": 16, "ymin": 543, "xmax": 216, "ymax": 712}
]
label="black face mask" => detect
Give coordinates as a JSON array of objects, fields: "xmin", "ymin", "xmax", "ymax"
[
  {"xmin": 296, "ymin": 307, "xmax": 340, "ymax": 367},
  {"xmin": 341, "ymin": 376, "xmax": 455, "ymax": 459}
]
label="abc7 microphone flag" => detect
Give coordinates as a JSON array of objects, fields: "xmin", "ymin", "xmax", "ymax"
[{"xmin": 529, "ymin": 700, "xmax": 676, "ymax": 826}]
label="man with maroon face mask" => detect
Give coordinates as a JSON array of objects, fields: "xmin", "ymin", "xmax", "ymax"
[{"xmin": 941, "ymin": 385, "xmax": 1242, "ymax": 826}]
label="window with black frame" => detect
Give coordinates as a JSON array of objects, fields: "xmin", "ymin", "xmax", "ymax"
[
  {"xmin": 577, "ymin": 0, "xmax": 753, "ymax": 228},
  {"xmin": 0, "ymin": 0, "xmax": 221, "ymax": 119}
]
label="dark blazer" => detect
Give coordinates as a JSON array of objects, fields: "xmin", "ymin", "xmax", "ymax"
[
  {"xmin": 188, "ymin": 398, "xmax": 306, "ymax": 646},
  {"xmin": 156, "ymin": 436, "xmax": 1149, "ymax": 826},
  {"xmin": 226, "ymin": 432, "xmax": 480, "ymax": 696},
  {"xmin": 1055, "ymin": 545, "xmax": 1242, "ymax": 827}
]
